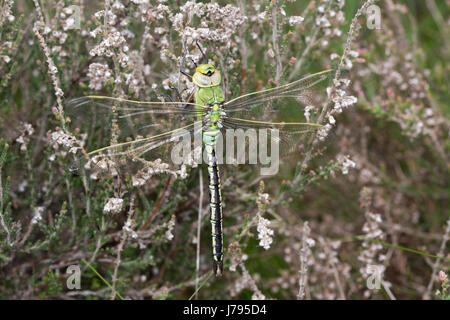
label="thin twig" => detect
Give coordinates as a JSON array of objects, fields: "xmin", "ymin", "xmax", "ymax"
[
  {"xmin": 64, "ymin": 177, "xmax": 76, "ymax": 236},
  {"xmin": 0, "ymin": 144, "xmax": 11, "ymax": 246},
  {"xmin": 140, "ymin": 175, "xmax": 172, "ymax": 231},
  {"xmin": 240, "ymin": 262, "xmax": 265, "ymax": 299},
  {"xmin": 32, "ymin": 1, "xmax": 66, "ymax": 129},
  {"xmin": 111, "ymin": 195, "xmax": 136, "ymax": 300},
  {"xmin": 271, "ymin": 0, "xmax": 282, "ymax": 84},
  {"xmin": 298, "ymin": 221, "xmax": 310, "ymax": 300},
  {"xmin": 423, "ymin": 219, "xmax": 450, "ymax": 299},
  {"xmin": 82, "ymin": 259, "xmax": 124, "ymax": 300}
]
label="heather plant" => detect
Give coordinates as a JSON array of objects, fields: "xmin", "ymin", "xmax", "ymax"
[{"xmin": 0, "ymin": 0, "xmax": 448, "ymax": 300}]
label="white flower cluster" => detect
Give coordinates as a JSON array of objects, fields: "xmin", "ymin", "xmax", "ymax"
[
  {"xmin": 231, "ymin": 270, "xmax": 251, "ymax": 297},
  {"xmin": 288, "ymin": 16, "xmax": 304, "ymax": 26},
  {"xmin": 251, "ymin": 292, "xmax": 266, "ymax": 300},
  {"xmin": 331, "ymin": 78, "xmax": 358, "ymax": 113},
  {"xmin": 317, "ymin": 123, "xmax": 332, "ymax": 141},
  {"xmin": 86, "ymin": 156, "xmax": 119, "ymax": 179},
  {"xmin": 47, "ymin": 30, "xmax": 68, "ymax": 58},
  {"xmin": 131, "ymin": 159, "xmax": 188, "ymax": 187},
  {"xmin": 0, "ymin": 0, "xmax": 15, "ymax": 27},
  {"xmin": 87, "ymin": 63, "xmax": 113, "ymax": 90},
  {"xmin": 304, "ymin": 106, "xmax": 314, "ymax": 122},
  {"xmin": 1, "ymin": 40, "xmax": 13, "ymax": 60},
  {"xmin": 87, "ymin": 3, "xmax": 153, "ymax": 94},
  {"xmin": 256, "ymin": 213, "xmax": 274, "ymax": 250},
  {"xmin": 123, "ymin": 219, "xmax": 138, "ymax": 239},
  {"xmin": 103, "ymin": 197, "xmax": 124, "ymax": 214},
  {"xmin": 316, "ymin": 76, "xmax": 357, "ymax": 142},
  {"xmin": 310, "ymin": 238, "xmax": 351, "ymax": 299},
  {"xmin": 357, "ymin": 187, "xmax": 388, "ymax": 297},
  {"xmin": 179, "ymin": 146, "xmax": 201, "ymax": 170},
  {"xmin": 125, "ymin": 51, "xmax": 146, "ymax": 95},
  {"xmin": 60, "ymin": 6, "xmax": 78, "ymax": 31},
  {"xmin": 2, "ymin": 54, "xmax": 11, "ymax": 63},
  {"xmin": 337, "ymin": 155, "xmax": 357, "ymax": 175},
  {"xmin": 334, "ymin": 93, "xmax": 358, "ymax": 113},
  {"xmin": 49, "ymin": 130, "xmax": 79, "ymax": 154},
  {"xmin": 90, "ymin": 31, "xmax": 129, "ymax": 64},
  {"xmin": 177, "ymin": 2, "xmax": 247, "ymax": 45},
  {"xmin": 15, "ymin": 122, "xmax": 34, "ymax": 152},
  {"xmin": 33, "ymin": 23, "xmax": 65, "ymax": 100},
  {"xmin": 32, "ymin": 206, "xmax": 44, "ymax": 224},
  {"xmin": 165, "ymin": 215, "xmax": 176, "ymax": 241}
]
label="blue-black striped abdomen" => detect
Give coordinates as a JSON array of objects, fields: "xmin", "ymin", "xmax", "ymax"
[{"xmin": 205, "ymin": 143, "xmax": 223, "ymax": 276}]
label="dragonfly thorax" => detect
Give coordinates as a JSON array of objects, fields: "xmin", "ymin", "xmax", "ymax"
[
  {"xmin": 203, "ymin": 103, "xmax": 225, "ymax": 129},
  {"xmin": 195, "ymin": 85, "xmax": 226, "ymax": 135}
]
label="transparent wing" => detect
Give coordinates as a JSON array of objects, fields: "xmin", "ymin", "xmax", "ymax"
[
  {"xmin": 72, "ymin": 121, "xmax": 204, "ymax": 184},
  {"xmin": 223, "ymin": 69, "xmax": 332, "ymax": 119},
  {"xmin": 65, "ymin": 96, "xmax": 206, "ymax": 181},
  {"xmin": 65, "ymin": 96, "xmax": 206, "ymax": 139},
  {"xmin": 217, "ymin": 70, "xmax": 331, "ymax": 165},
  {"xmin": 220, "ymin": 117, "xmax": 320, "ymax": 164}
]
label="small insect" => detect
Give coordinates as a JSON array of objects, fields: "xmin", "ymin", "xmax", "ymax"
[{"xmin": 67, "ymin": 41, "xmax": 331, "ymax": 276}]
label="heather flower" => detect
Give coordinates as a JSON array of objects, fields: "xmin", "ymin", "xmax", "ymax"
[
  {"xmin": 87, "ymin": 63, "xmax": 113, "ymax": 90},
  {"xmin": 339, "ymin": 156, "xmax": 356, "ymax": 174},
  {"xmin": 288, "ymin": 16, "xmax": 304, "ymax": 26},
  {"xmin": 304, "ymin": 106, "xmax": 314, "ymax": 122},
  {"xmin": 103, "ymin": 198, "xmax": 124, "ymax": 214},
  {"xmin": 0, "ymin": 0, "xmax": 15, "ymax": 26},
  {"xmin": 165, "ymin": 215, "xmax": 176, "ymax": 241},
  {"xmin": 256, "ymin": 215, "xmax": 274, "ymax": 250},
  {"xmin": 32, "ymin": 207, "xmax": 44, "ymax": 224},
  {"xmin": 15, "ymin": 122, "xmax": 34, "ymax": 152},
  {"xmin": 317, "ymin": 123, "xmax": 332, "ymax": 141},
  {"xmin": 328, "ymin": 115, "xmax": 336, "ymax": 125},
  {"xmin": 87, "ymin": 156, "xmax": 119, "ymax": 179},
  {"xmin": 89, "ymin": 31, "xmax": 128, "ymax": 58},
  {"xmin": 48, "ymin": 130, "xmax": 79, "ymax": 153},
  {"xmin": 251, "ymin": 292, "xmax": 266, "ymax": 300},
  {"xmin": 123, "ymin": 219, "xmax": 138, "ymax": 239}
]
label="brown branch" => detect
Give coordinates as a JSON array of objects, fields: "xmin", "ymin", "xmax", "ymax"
[{"xmin": 139, "ymin": 175, "xmax": 172, "ymax": 231}]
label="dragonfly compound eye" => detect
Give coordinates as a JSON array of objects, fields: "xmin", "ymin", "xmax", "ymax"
[
  {"xmin": 193, "ymin": 66, "xmax": 221, "ymax": 88},
  {"xmin": 197, "ymin": 64, "xmax": 216, "ymax": 76}
]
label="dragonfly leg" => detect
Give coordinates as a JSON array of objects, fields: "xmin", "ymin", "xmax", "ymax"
[
  {"xmin": 168, "ymin": 85, "xmax": 194, "ymax": 110},
  {"xmin": 168, "ymin": 84, "xmax": 183, "ymax": 102},
  {"xmin": 167, "ymin": 85, "xmax": 195, "ymax": 111},
  {"xmin": 155, "ymin": 87, "xmax": 178, "ymax": 108},
  {"xmin": 195, "ymin": 40, "xmax": 208, "ymax": 65},
  {"xmin": 190, "ymin": 57, "xmax": 198, "ymax": 68}
]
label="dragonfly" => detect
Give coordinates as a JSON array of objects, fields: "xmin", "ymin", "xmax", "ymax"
[{"xmin": 66, "ymin": 42, "xmax": 332, "ymax": 276}]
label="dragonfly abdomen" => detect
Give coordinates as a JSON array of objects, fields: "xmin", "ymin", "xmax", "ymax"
[{"xmin": 205, "ymin": 143, "xmax": 224, "ymax": 276}]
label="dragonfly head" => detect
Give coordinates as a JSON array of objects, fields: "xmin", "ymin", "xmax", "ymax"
[{"xmin": 193, "ymin": 64, "xmax": 221, "ymax": 88}]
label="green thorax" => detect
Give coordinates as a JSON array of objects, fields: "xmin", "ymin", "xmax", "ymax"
[
  {"xmin": 195, "ymin": 86, "xmax": 224, "ymax": 106},
  {"xmin": 195, "ymin": 86, "xmax": 225, "ymax": 146}
]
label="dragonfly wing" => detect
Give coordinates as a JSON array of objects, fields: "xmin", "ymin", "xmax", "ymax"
[
  {"xmin": 65, "ymin": 96, "xmax": 205, "ymax": 140},
  {"xmin": 72, "ymin": 121, "xmax": 203, "ymax": 184},
  {"xmin": 220, "ymin": 117, "xmax": 320, "ymax": 162},
  {"xmin": 66, "ymin": 96, "xmax": 206, "ymax": 182},
  {"xmin": 217, "ymin": 70, "xmax": 331, "ymax": 166},
  {"xmin": 223, "ymin": 69, "xmax": 332, "ymax": 122}
]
